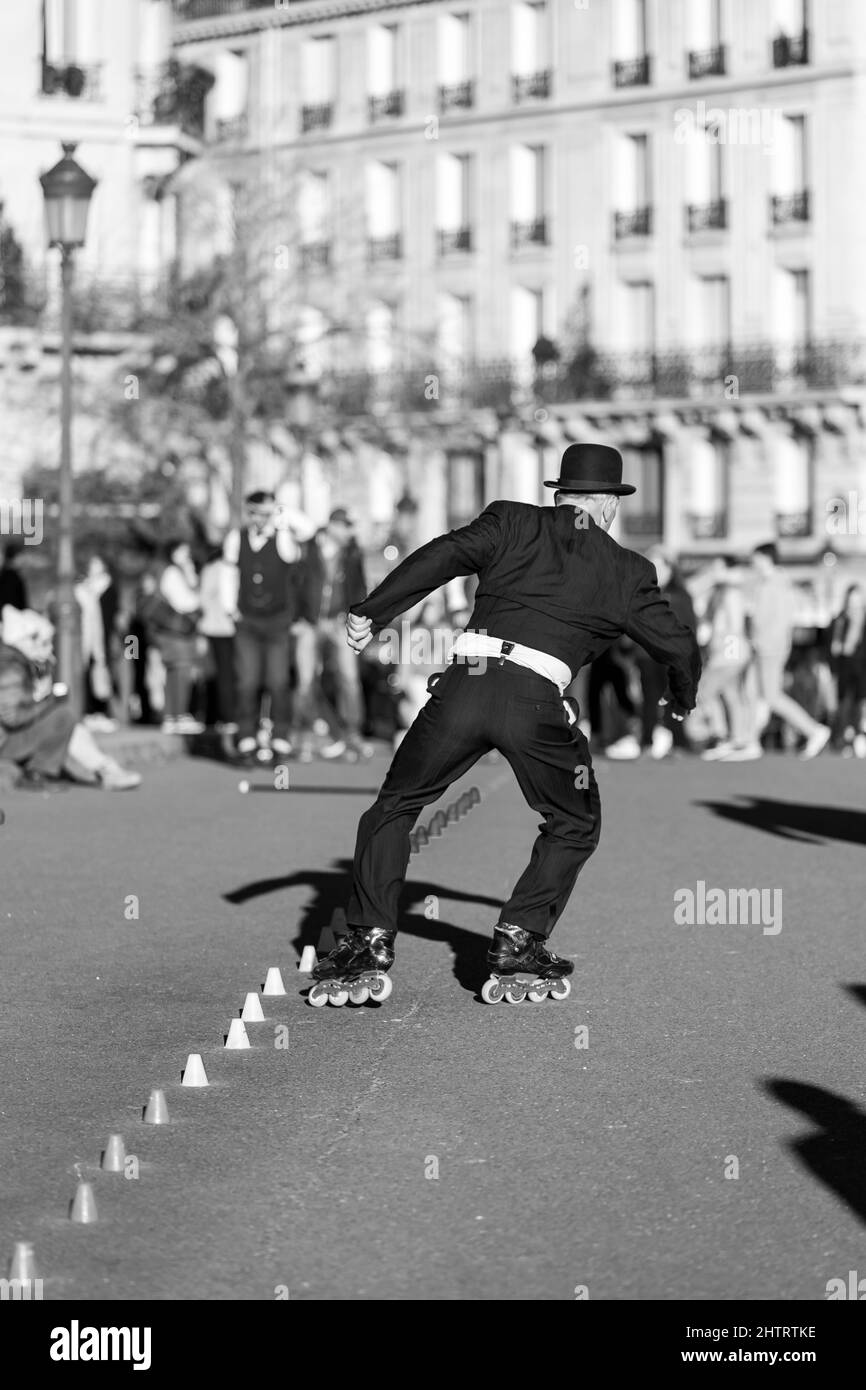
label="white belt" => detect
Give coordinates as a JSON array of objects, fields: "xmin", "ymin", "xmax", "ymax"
[{"xmin": 451, "ymin": 633, "xmax": 572, "ymax": 694}]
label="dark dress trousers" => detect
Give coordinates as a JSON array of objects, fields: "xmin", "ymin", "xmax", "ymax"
[{"xmin": 346, "ymin": 501, "xmax": 702, "ymax": 938}]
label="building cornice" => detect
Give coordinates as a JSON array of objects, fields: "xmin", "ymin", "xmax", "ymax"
[{"xmin": 173, "ymin": 0, "xmax": 437, "ymax": 43}]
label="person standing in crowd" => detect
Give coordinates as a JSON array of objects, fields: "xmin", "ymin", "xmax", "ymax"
[
  {"xmin": 0, "ymin": 543, "xmax": 28, "ymax": 611},
  {"xmin": 636, "ymin": 546, "xmax": 698, "ymax": 758},
  {"xmin": 696, "ymin": 557, "xmax": 753, "ymax": 760},
  {"xmin": 199, "ymin": 543, "xmax": 237, "ymax": 736},
  {"xmin": 294, "ymin": 507, "xmax": 370, "ymax": 762},
  {"xmin": 150, "ymin": 539, "xmax": 203, "ymax": 736},
  {"xmin": 75, "ymin": 553, "xmax": 118, "ymax": 733},
  {"xmin": 222, "ymin": 490, "xmax": 304, "ymax": 766},
  {"xmin": 742, "ymin": 542, "xmax": 832, "ymax": 761},
  {"xmin": 830, "ymin": 583, "xmax": 866, "ymax": 756}
]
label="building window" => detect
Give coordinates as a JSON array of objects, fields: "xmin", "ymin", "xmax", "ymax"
[
  {"xmin": 614, "ymin": 133, "xmax": 652, "ymax": 239},
  {"xmin": 771, "ymin": 115, "xmax": 809, "ymax": 225},
  {"xmin": 437, "ymin": 154, "xmax": 473, "ymax": 255},
  {"xmin": 299, "ymin": 171, "xmax": 330, "ymax": 272},
  {"xmin": 510, "ymin": 145, "xmax": 548, "ymax": 248},
  {"xmin": 613, "ymin": 0, "xmax": 651, "ymax": 86},
  {"xmin": 366, "ymin": 301, "xmax": 394, "ymax": 374},
  {"xmin": 41, "ymin": 0, "xmax": 103, "ymax": 98},
  {"xmin": 300, "ymin": 35, "xmax": 335, "ymax": 132},
  {"xmin": 511, "ymin": 286, "xmax": 545, "ymax": 371},
  {"xmin": 368, "ymin": 23, "xmax": 403, "ymax": 120},
  {"xmin": 774, "ymin": 433, "xmax": 813, "ymax": 537},
  {"xmin": 366, "ymin": 161, "xmax": 402, "ymax": 261},
  {"xmin": 621, "ymin": 447, "xmax": 664, "ymax": 537},
  {"xmin": 688, "ymin": 0, "xmax": 725, "ymax": 78},
  {"xmin": 686, "ymin": 123, "xmax": 726, "ymax": 232},
  {"xmin": 447, "ymin": 452, "xmax": 485, "ymax": 530},
  {"xmin": 688, "ymin": 437, "xmax": 729, "ymax": 539},
  {"xmin": 511, "ymin": 1, "xmax": 551, "ymax": 102},
  {"xmin": 624, "ymin": 280, "xmax": 655, "ymax": 353},
  {"xmin": 772, "ymin": 0, "xmax": 809, "ymax": 66},
  {"xmin": 439, "ymin": 12, "xmax": 474, "ymax": 111},
  {"xmin": 438, "ymin": 292, "xmax": 473, "ymax": 366},
  {"xmin": 210, "ymin": 49, "xmax": 248, "ymax": 142}
]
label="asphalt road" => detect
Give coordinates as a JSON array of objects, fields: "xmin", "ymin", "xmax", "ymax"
[{"xmin": 0, "ymin": 747, "xmax": 864, "ymax": 1300}]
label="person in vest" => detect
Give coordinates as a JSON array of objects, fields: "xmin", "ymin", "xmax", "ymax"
[
  {"xmin": 310, "ymin": 444, "xmax": 702, "ymax": 1005},
  {"xmin": 222, "ymin": 490, "xmax": 303, "ymax": 764}
]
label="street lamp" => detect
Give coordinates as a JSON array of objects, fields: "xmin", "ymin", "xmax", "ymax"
[{"xmin": 39, "ymin": 142, "xmax": 97, "ymax": 696}]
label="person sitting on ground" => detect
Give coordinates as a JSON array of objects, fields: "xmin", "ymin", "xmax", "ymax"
[{"xmin": 0, "ymin": 606, "xmax": 140, "ymax": 791}]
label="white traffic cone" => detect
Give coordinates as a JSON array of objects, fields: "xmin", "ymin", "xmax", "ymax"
[
  {"xmin": 241, "ymin": 992, "xmax": 265, "ymax": 1022},
  {"xmin": 225, "ymin": 1018, "xmax": 251, "ymax": 1049},
  {"xmin": 101, "ymin": 1134, "xmax": 126, "ymax": 1172},
  {"xmin": 182, "ymin": 1053, "xmax": 208, "ymax": 1086},
  {"xmin": 262, "ymin": 967, "xmax": 286, "ymax": 996},
  {"xmin": 298, "ymin": 945, "xmax": 317, "ymax": 973}
]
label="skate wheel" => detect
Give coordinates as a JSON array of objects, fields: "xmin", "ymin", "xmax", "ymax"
[
  {"xmin": 349, "ymin": 983, "xmax": 370, "ymax": 1005},
  {"xmin": 527, "ymin": 985, "xmax": 548, "ymax": 1003},
  {"xmin": 370, "ymin": 974, "xmax": 393, "ymax": 1001},
  {"xmin": 330, "ymin": 987, "xmax": 349, "ymax": 1007},
  {"xmin": 481, "ymin": 978, "xmax": 505, "ymax": 1005},
  {"xmin": 308, "ymin": 984, "xmax": 329, "ymax": 1008},
  {"xmin": 550, "ymin": 978, "xmax": 572, "ymax": 1000},
  {"xmin": 505, "ymin": 982, "xmax": 527, "ymax": 1004}
]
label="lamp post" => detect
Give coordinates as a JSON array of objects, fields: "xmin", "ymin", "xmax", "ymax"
[{"xmin": 39, "ymin": 143, "xmax": 97, "ymax": 695}]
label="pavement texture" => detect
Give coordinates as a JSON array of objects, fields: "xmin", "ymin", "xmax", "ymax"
[{"xmin": 0, "ymin": 747, "xmax": 864, "ymax": 1301}]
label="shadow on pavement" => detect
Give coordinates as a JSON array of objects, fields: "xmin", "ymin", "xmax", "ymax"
[
  {"xmin": 696, "ymin": 797, "xmax": 866, "ymax": 846},
  {"xmin": 763, "ymin": 985, "xmax": 866, "ymax": 1226},
  {"xmin": 223, "ymin": 859, "xmax": 501, "ymax": 992}
]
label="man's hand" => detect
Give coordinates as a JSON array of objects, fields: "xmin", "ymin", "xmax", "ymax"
[
  {"xmin": 346, "ymin": 613, "xmax": 374, "ymax": 654},
  {"xmin": 658, "ymin": 696, "xmax": 689, "ymax": 723}
]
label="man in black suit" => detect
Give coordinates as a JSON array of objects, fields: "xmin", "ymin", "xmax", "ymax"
[{"xmin": 311, "ymin": 444, "xmax": 702, "ymax": 1003}]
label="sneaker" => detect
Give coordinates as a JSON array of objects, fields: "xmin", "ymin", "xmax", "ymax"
[
  {"xmin": 799, "ymin": 725, "xmax": 832, "ymax": 761},
  {"xmin": 174, "ymin": 715, "xmax": 205, "ymax": 735},
  {"xmin": 320, "ymin": 739, "xmax": 347, "ymax": 760},
  {"xmin": 99, "ymin": 764, "xmax": 142, "ymax": 791},
  {"xmin": 854, "ymin": 732, "xmax": 866, "ymax": 760},
  {"xmin": 271, "ymin": 738, "xmax": 292, "ymax": 758},
  {"xmin": 700, "ymin": 740, "xmax": 735, "ymax": 761},
  {"xmin": 605, "ymin": 734, "xmax": 641, "ymax": 760},
  {"xmin": 161, "ymin": 718, "xmax": 179, "ymax": 735},
  {"xmin": 650, "ymin": 726, "xmax": 674, "ymax": 760},
  {"xmin": 720, "ymin": 742, "xmax": 764, "ymax": 762}
]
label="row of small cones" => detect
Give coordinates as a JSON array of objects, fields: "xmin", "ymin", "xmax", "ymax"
[
  {"xmin": 6, "ymin": 951, "xmax": 325, "ymax": 1285},
  {"xmin": 409, "ymin": 786, "xmax": 481, "ymax": 855}
]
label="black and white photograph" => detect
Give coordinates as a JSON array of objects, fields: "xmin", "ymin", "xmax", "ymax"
[{"xmin": 0, "ymin": 0, "xmax": 864, "ymax": 1353}]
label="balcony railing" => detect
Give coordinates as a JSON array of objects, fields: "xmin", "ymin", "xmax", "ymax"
[
  {"xmin": 689, "ymin": 511, "xmax": 728, "ymax": 540},
  {"xmin": 369, "ymin": 90, "xmax": 404, "ymax": 122},
  {"xmin": 688, "ymin": 45, "xmax": 726, "ymax": 78},
  {"xmin": 686, "ymin": 199, "xmax": 727, "ymax": 233},
  {"xmin": 771, "ymin": 190, "xmax": 810, "ymax": 226},
  {"xmin": 614, "ymin": 206, "xmax": 652, "ymax": 239},
  {"xmin": 622, "ymin": 512, "xmax": 664, "ymax": 537},
  {"xmin": 511, "ymin": 217, "xmax": 548, "ymax": 250},
  {"xmin": 40, "ymin": 58, "xmax": 103, "ymax": 100},
  {"xmin": 439, "ymin": 80, "xmax": 474, "ymax": 112},
  {"xmin": 367, "ymin": 233, "xmax": 402, "ymax": 262},
  {"xmin": 437, "ymin": 227, "xmax": 472, "ymax": 255},
  {"xmin": 214, "ymin": 111, "xmax": 248, "ymax": 142},
  {"xmin": 171, "ymin": 1, "xmax": 276, "ymax": 18},
  {"xmin": 776, "ymin": 509, "xmax": 813, "ymax": 538},
  {"xmin": 300, "ymin": 242, "xmax": 331, "ymax": 272},
  {"xmin": 512, "ymin": 70, "xmax": 551, "ymax": 102},
  {"xmin": 613, "ymin": 55, "xmax": 651, "ymax": 87},
  {"xmin": 134, "ymin": 61, "xmax": 213, "ymax": 139},
  {"xmin": 773, "ymin": 29, "xmax": 809, "ymax": 67},
  {"xmin": 301, "ymin": 102, "xmax": 333, "ymax": 133}
]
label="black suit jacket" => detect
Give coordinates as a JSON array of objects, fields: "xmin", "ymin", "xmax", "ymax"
[{"xmin": 351, "ymin": 501, "xmax": 702, "ymax": 711}]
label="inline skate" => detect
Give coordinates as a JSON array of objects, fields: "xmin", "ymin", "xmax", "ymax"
[
  {"xmin": 308, "ymin": 926, "xmax": 396, "ymax": 1007},
  {"xmin": 481, "ymin": 923, "xmax": 574, "ymax": 1004}
]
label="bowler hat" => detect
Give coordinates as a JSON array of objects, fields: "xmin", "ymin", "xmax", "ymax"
[{"xmin": 544, "ymin": 443, "xmax": 635, "ymax": 496}]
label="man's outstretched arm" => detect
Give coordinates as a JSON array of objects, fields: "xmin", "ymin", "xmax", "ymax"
[
  {"xmin": 346, "ymin": 504, "xmax": 504, "ymax": 651},
  {"xmin": 625, "ymin": 565, "xmax": 703, "ymax": 715}
]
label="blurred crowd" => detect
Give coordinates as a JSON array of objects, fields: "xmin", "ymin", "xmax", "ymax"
[{"xmin": 1, "ymin": 506, "xmax": 865, "ymax": 791}]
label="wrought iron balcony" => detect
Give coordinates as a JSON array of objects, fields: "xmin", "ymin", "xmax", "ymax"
[
  {"xmin": 776, "ymin": 510, "xmax": 813, "ymax": 538},
  {"xmin": 773, "ymin": 29, "xmax": 809, "ymax": 67},
  {"xmin": 688, "ymin": 45, "xmax": 726, "ymax": 78},
  {"xmin": 367, "ymin": 233, "xmax": 402, "ymax": 262},
  {"xmin": 613, "ymin": 55, "xmax": 651, "ymax": 87},
  {"xmin": 301, "ymin": 102, "xmax": 333, "ymax": 133},
  {"xmin": 771, "ymin": 190, "xmax": 810, "ymax": 226},
  {"xmin": 622, "ymin": 512, "xmax": 664, "ymax": 537},
  {"xmin": 614, "ymin": 206, "xmax": 652, "ymax": 239},
  {"xmin": 300, "ymin": 242, "xmax": 331, "ymax": 272},
  {"xmin": 214, "ymin": 111, "xmax": 248, "ymax": 142},
  {"xmin": 134, "ymin": 61, "xmax": 213, "ymax": 139},
  {"xmin": 369, "ymin": 90, "xmax": 404, "ymax": 122},
  {"xmin": 437, "ymin": 227, "xmax": 472, "ymax": 255},
  {"xmin": 511, "ymin": 217, "xmax": 548, "ymax": 250},
  {"xmin": 689, "ymin": 512, "xmax": 728, "ymax": 540},
  {"xmin": 172, "ymin": 1, "xmax": 276, "ymax": 18},
  {"xmin": 439, "ymin": 80, "xmax": 474, "ymax": 112},
  {"xmin": 512, "ymin": 70, "xmax": 551, "ymax": 102},
  {"xmin": 686, "ymin": 199, "xmax": 727, "ymax": 233},
  {"xmin": 40, "ymin": 59, "xmax": 103, "ymax": 100}
]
